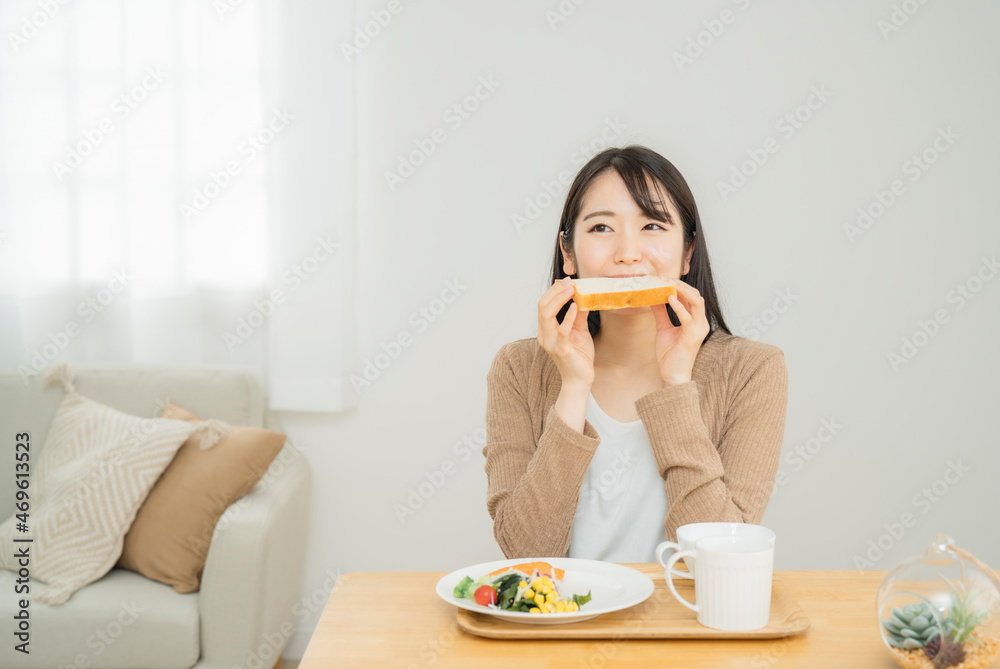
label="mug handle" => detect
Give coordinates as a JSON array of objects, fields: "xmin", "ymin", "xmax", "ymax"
[
  {"xmin": 665, "ymin": 549, "xmax": 698, "ymax": 613},
  {"xmin": 655, "ymin": 541, "xmax": 693, "ymax": 580}
]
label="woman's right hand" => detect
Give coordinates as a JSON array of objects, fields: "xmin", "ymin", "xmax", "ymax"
[{"xmin": 537, "ymin": 277, "xmax": 595, "ymax": 389}]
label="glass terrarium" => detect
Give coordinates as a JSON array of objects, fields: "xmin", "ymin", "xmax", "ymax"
[{"xmin": 878, "ymin": 535, "xmax": 1000, "ymax": 669}]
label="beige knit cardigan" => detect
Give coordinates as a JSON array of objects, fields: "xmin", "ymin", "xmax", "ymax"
[{"xmin": 483, "ymin": 328, "xmax": 789, "ymax": 559}]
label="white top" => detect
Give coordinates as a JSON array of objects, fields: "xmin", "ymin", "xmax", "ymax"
[{"xmin": 566, "ymin": 393, "xmax": 669, "ymax": 563}]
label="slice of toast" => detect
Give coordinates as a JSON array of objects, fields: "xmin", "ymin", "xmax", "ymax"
[{"xmin": 571, "ymin": 276, "xmax": 677, "ymax": 310}]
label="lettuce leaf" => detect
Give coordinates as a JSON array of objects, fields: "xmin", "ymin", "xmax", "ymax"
[
  {"xmin": 508, "ymin": 597, "xmax": 534, "ymax": 612},
  {"xmin": 494, "ymin": 574, "xmax": 523, "ymax": 609}
]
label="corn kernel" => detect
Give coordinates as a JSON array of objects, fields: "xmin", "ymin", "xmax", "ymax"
[
  {"xmin": 519, "ymin": 580, "xmax": 527, "ymax": 589},
  {"xmin": 555, "ymin": 601, "xmax": 566, "ymax": 613},
  {"xmin": 523, "ymin": 589, "xmax": 534, "ymax": 599},
  {"xmin": 529, "ymin": 607, "xmax": 540, "ymax": 614},
  {"xmin": 543, "ymin": 602, "xmax": 553, "ymax": 612},
  {"xmin": 546, "ymin": 592, "xmax": 556, "ymax": 603},
  {"xmin": 534, "ymin": 594, "xmax": 545, "ymax": 607}
]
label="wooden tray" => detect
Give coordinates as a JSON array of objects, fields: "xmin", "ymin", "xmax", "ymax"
[{"xmin": 456, "ymin": 563, "xmax": 810, "ymax": 640}]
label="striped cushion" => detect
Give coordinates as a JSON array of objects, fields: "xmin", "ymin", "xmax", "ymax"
[{"xmin": 0, "ymin": 391, "xmax": 196, "ymax": 605}]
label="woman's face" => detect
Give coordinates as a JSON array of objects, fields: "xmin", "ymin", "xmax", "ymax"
[{"xmin": 560, "ymin": 169, "xmax": 693, "ymax": 288}]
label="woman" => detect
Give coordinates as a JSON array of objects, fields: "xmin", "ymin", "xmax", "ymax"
[{"xmin": 484, "ymin": 145, "xmax": 788, "ymax": 562}]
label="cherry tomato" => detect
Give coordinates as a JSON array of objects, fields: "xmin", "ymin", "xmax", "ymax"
[{"xmin": 474, "ymin": 585, "xmax": 497, "ymax": 607}]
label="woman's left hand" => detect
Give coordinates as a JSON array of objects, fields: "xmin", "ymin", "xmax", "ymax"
[{"xmin": 650, "ymin": 279, "xmax": 711, "ymax": 386}]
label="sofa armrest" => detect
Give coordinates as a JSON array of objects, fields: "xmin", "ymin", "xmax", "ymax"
[{"xmin": 192, "ymin": 441, "xmax": 312, "ymax": 669}]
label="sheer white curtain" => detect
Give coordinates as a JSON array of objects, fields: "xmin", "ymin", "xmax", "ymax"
[{"xmin": 0, "ymin": 0, "xmax": 357, "ymax": 412}]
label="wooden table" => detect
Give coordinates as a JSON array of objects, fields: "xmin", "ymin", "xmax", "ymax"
[{"xmin": 296, "ymin": 563, "xmax": 990, "ymax": 668}]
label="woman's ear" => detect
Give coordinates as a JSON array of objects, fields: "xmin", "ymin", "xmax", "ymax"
[
  {"xmin": 682, "ymin": 233, "xmax": 696, "ymax": 276},
  {"xmin": 560, "ymin": 234, "xmax": 576, "ymax": 276}
]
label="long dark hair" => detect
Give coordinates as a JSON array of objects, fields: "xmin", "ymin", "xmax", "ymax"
[{"xmin": 550, "ymin": 145, "xmax": 730, "ymax": 343}]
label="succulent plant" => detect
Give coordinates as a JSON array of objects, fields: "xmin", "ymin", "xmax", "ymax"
[{"xmin": 882, "ymin": 602, "xmax": 942, "ymax": 650}]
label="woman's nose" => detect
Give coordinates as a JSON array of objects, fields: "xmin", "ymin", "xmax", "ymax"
[{"xmin": 614, "ymin": 232, "xmax": 642, "ymax": 263}]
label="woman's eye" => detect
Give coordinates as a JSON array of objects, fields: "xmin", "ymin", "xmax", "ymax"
[{"xmin": 587, "ymin": 222, "xmax": 666, "ymax": 232}]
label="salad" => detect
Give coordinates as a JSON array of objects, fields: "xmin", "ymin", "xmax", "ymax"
[{"xmin": 452, "ymin": 561, "xmax": 592, "ymax": 614}]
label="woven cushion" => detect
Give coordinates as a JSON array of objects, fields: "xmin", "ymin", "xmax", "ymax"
[{"xmin": 0, "ymin": 391, "xmax": 196, "ymax": 605}]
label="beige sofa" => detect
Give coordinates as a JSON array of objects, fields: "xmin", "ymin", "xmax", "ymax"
[{"xmin": 0, "ymin": 364, "xmax": 312, "ymax": 669}]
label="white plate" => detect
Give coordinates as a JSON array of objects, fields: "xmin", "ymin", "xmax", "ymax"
[{"xmin": 435, "ymin": 557, "xmax": 655, "ymax": 625}]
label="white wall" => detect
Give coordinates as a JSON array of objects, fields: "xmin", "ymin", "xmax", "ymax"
[{"xmin": 279, "ymin": 0, "xmax": 1000, "ymax": 657}]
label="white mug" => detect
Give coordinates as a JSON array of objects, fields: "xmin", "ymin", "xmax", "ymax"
[
  {"xmin": 655, "ymin": 522, "xmax": 776, "ymax": 580},
  {"xmin": 664, "ymin": 535, "xmax": 774, "ymax": 631}
]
